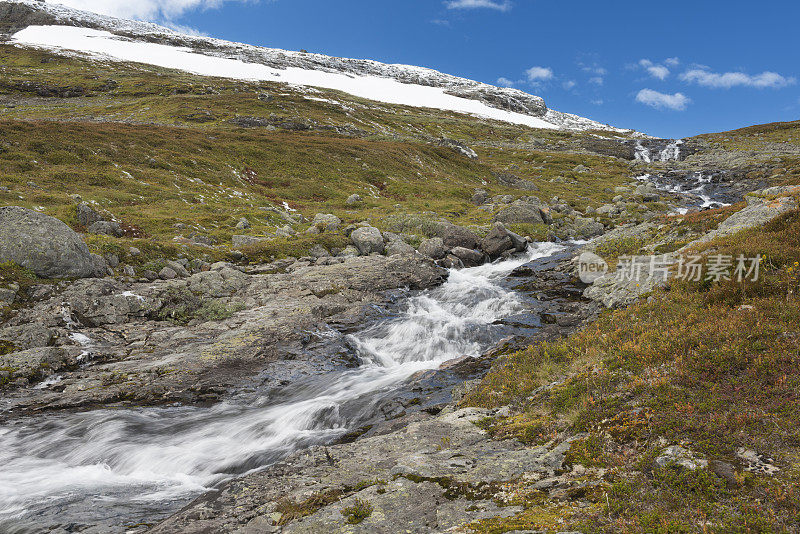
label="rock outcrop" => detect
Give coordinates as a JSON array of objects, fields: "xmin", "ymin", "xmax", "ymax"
[{"xmin": 0, "ymin": 206, "xmax": 102, "ymax": 278}]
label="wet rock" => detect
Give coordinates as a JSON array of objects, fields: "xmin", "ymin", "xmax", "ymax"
[
  {"xmin": 0, "ymin": 206, "xmax": 101, "ymax": 278},
  {"xmin": 150, "ymin": 408, "xmax": 577, "ymax": 534},
  {"xmin": 438, "ymin": 254, "xmax": 464, "ymax": 269},
  {"xmin": 450, "ymin": 246, "xmax": 485, "ymax": 267},
  {"xmin": 481, "ymin": 222, "xmax": 514, "ymax": 258},
  {"xmin": 418, "ymin": 237, "xmax": 446, "ymax": 260},
  {"xmin": 350, "ymin": 226, "xmax": 385, "ymax": 255}
]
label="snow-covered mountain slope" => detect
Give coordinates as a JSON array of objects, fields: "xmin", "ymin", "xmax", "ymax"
[{"xmin": 1, "ymin": 0, "xmax": 632, "ymax": 133}]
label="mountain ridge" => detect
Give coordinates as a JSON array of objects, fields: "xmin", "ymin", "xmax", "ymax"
[{"xmin": 1, "ymin": 0, "xmax": 635, "ymax": 133}]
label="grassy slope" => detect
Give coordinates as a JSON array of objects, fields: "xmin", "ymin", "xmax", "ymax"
[
  {"xmin": 464, "ymin": 169, "xmax": 800, "ymax": 530},
  {"xmin": 0, "ymin": 45, "xmax": 635, "ymax": 266}
]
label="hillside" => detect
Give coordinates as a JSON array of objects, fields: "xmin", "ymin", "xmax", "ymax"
[{"xmin": 1, "ymin": 2, "xmax": 800, "ymax": 533}]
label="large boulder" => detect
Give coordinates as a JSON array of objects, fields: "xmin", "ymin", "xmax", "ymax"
[
  {"xmin": 481, "ymin": 222, "xmax": 514, "ymax": 258},
  {"xmin": 418, "ymin": 237, "xmax": 447, "ymax": 260},
  {"xmin": 450, "ymin": 246, "xmax": 485, "ymax": 267},
  {"xmin": 312, "ymin": 213, "xmax": 342, "ymax": 232},
  {"xmin": 385, "ymin": 239, "xmax": 415, "ymax": 256},
  {"xmin": 495, "ymin": 199, "xmax": 551, "ymax": 225},
  {"xmin": 0, "ymin": 206, "xmax": 101, "ymax": 278},
  {"xmin": 436, "ymin": 223, "xmax": 480, "ymax": 250},
  {"xmin": 563, "ymin": 216, "xmax": 605, "ymax": 239},
  {"xmin": 351, "ymin": 226, "xmax": 385, "ymax": 255}
]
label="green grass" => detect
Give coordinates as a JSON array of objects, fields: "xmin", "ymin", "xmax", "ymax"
[
  {"xmin": 340, "ymin": 498, "xmax": 373, "ymax": 524},
  {"xmin": 464, "ymin": 203, "xmax": 800, "ymax": 532}
]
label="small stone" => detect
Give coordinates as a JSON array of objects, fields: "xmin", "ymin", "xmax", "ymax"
[
  {"xmin": 235, "ymin": 217, "xmax": 251, "ymax": 230},
  {"xmin": 346, "ymin": 194, "xmax": 363, "ymax": 206}
]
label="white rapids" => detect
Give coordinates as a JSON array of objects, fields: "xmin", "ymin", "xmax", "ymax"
[{"xmin": 0, "ymin": 242, "xmax": 565, "ymax": 531}]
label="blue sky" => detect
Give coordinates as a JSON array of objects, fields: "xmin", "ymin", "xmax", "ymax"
[{"xmin": 51, "ymin": 0, "xmax": 800, "ymax": 138}]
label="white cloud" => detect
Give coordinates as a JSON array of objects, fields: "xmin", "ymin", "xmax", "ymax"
[
  {"xmin": 588, "ymin": 76, "xmax": 603, "ymax": 86},
  {"xmin": 46, "ymin": 0, "xmax": 251, "ymax": 21},
  {"xmin": 444, "ymin": 0, "xmax": 512, "ymax": 11},
  {"xmin": 638, "ymin": 59, "xmax": 670, "ymax": 80},
  {"xmin": 636, "ymin": 88, "xmax": 690, "ymax": 111},
  {"xmin": 526, "ymin": 66, "xmax": 553, "ymax": 82},
  {"xmin": 496, "ymin": 77, "xmax": 516, "ymax": 87},
  {"xmin": 562, "ymin": 80, "xmax": 576, "ymax": 90},
  {"xmin": 680, "ymin": 68, "xmax": 796, "ymax": 89},
  {"xmin": 665, "ymin": 57, "xmax": 680, "ymax": 67},
  {"xmin": 591, "ymin": 99, "xmax": 604, "ymax": 106}
]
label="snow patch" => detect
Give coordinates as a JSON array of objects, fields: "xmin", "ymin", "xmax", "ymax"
[{"xmin": 10, "ymin": 24, "xmax": 623, "ymax": 132}]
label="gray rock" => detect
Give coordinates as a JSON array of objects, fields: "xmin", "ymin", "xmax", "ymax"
[
  {"xmin": 654, "ymin": 446, "xmax": 708, "ymax": 471},
  {"xmin": 492, "ymin": 194, "xmax": 514, "ymax": 205},
  {"xmin": 312, "ymin": 213, "xmax": 341, "ymax": 232},
  {"xmin": 87, "ymin": 220, "xmax": 124, "ymax": 237},
  {"xmin": 235, "ymin": 217, "xmax": 251, "ymax": 230},
  {"xmin": 0, "ymin": 287, "xmax": 17, "ymax": 305},
  {"xmin": 308, "ymin": 244, "xmax": 330, "ymax": 258},
  {"xmin": 166, "ymin": 261, "xmax": 190, "ymax": 278},
  {"xmin": 563, "ymin": 216, "xmax": 604, "ymax": 239},
  {"xmin": 0, "ymin": 347, "xmax": 81, "ymax": 385},
  {"xmin": 76, "ymin": 202, "xmax": 104, "ymax": 227},
  {"xmin": 437, "ymin": 138, "xmax": 478, "ymax": 159},
  {"xmin": 385, "ymin": 240, "xmax": 415, "ymax": 256},
  {"xmin": 351, "ymin": 226, "xmax": 385, "ymax": 255},
  {"xmin": 231, "ymin": 235, "xmax": 269, "ymax": 248},
  {"xmin": 496, "ymin": 199, "xmax": 548, "ymax": 225},
  {"xmin": 507, "ymin": 229, "xmax": 528, "ymax": 252},
  {"xmin": 596, "ymin": 204, "xmax": 618, "ymax": 216},
  {"xmin": 338, "ymin": 245, "xmax": 361, "ymax": 257},
  {"xmin": 123, "ymin": 265, "xmax": 136, "ymax": 278},
  {"xmin": 573, "ymin": 164, "xmax": 590, "ymax": 173},
  {"xmin": 471, "ymin": 188, "xmax": 488, "ymax": 205},
  {"xmin": 418, "ymin": 237, "xmax": 446, "ymax": 260},
  {"xmin": 0, "ymin": 324, "xmax": 54, "ymax": 349},
  {"xmin": 0, "ymin": 206, "xmax": 100, "ymax": 278},
  {"xmin": 481, "ymin": 222, "xmax": 514, "ymax": 258},
  {"xmin": 346, "ymin": 194, "xmax": 363, "ymax": 206},
  {"xmin": 104, "ymin": 253, "xmax": 120, "ymax": 269},
  {"xmin": 450, "ymin": 246, "xmax": 485, "ymax": 267},
  {"xmin": 158, "ymin": 267, "xmax": 178, "ymax": 280},
  {"xmin": 436, "ymin": 223, "xmax": 480, "ymax": 250}
]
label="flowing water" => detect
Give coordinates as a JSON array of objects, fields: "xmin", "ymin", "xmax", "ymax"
[
  {"xmin": 0, "ymin": 242, "xmax": 565, "ymax": 532},
  {"xmin": 636, "ymin": 172, "xmax": 738, "ymax": 213}
]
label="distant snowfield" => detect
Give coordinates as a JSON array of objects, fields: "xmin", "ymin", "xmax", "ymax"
[{"xmin": 12, "ymin": 25, "xmax": 563, "ymax": 130}]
